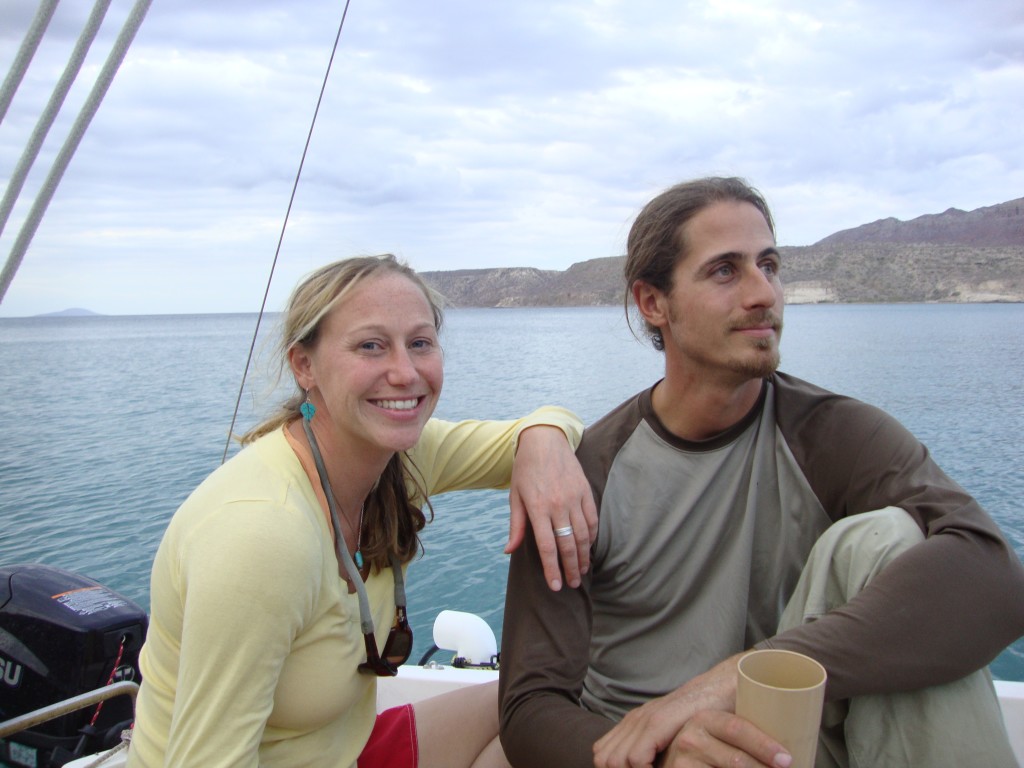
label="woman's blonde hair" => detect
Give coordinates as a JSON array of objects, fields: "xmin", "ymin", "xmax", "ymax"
[{"xmin": 243, "ymin": 254, "xmax": 444, "ymax": 568}]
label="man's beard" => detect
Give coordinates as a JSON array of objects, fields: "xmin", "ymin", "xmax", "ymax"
[
  {"xmin": 730, "ymin": 339, "xmax": 781, "ymax": 379},
  {"xmin": 729, "ymin": 311, "xmax": 782, "ymax": 378}
]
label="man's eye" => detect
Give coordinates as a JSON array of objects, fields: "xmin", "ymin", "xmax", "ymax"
[{"xmin": 713, "ymin": 264, "xmax": 734, "ymax": 278}]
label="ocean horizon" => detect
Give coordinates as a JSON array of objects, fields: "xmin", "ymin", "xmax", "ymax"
[{"xmin": 1, "ymin": 303, "xmax": 1022, "ymax": 681}]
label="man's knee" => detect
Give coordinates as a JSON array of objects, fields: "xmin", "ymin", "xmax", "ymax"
[
  {"xmin": 782, "ymin": 507, "xmax": 924, "ymax": 627},
  {"xmin": 814, "ymin": 506, "xmax": 923, "ymax": 597}
]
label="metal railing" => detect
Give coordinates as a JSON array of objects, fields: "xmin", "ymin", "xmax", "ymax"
[{"xmin": 0, "ymin": 681, "xmax": 139, "ymax": 740}]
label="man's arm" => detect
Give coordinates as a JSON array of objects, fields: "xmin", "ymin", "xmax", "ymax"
[
  {"xmin": 773, "ymin": 382, "xmax": 1024, "ymax": 700},
  {"xmin": 765, "ymin": 494, "xmax": 1024, "ymax": 700},
  {"xmin": 499, "ymin": 519, "xmax": 614, "ymax": 768}
]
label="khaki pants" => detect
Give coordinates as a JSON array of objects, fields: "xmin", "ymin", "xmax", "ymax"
[{"xmin": 778, "ymin": 507, "xmax": 1018, "ymax": 768}]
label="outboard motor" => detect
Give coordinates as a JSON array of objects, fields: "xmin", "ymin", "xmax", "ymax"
[{"xmin": 0, "ymin": 565, "xmax": 147, "ymax": 767}]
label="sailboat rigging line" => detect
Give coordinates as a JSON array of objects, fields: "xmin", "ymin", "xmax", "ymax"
[
  {"xmin": 1, "ymin": 0, "xmax": 113, "ymax": 243},
  {"xmin": 0, "ymin": 0, "xmax": 153, "ymax": 305},
  {"xmin": 221, "ymin": 0, "xmax": 355, "ymax": 465},
  {"xmin": 0, "ymin": 0, "xmax": 58, "ymax": 125}
]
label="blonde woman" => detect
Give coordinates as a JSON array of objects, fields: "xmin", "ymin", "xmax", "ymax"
[{"xmin": 128, "ymin": 255, "xmax": 596, "ymax": 767}]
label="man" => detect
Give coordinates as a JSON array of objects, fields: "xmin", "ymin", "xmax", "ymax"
[{"xmin": 499, "ymin": 177, "xmax": 1024, "ymax": 768}]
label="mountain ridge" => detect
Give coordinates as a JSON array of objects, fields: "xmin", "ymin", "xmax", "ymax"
[{"xmin": 421, "ymin": 197, "xmax": 1024, "ymax": 306}]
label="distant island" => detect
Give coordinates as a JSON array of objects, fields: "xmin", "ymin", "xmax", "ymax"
[
  {"xmin": 37, "ymin": 308, "xmax": 101, "ymax": 317},
  {"xmin": 422, "ymin": 196, "xmax": 1024, "ymax": 307}
]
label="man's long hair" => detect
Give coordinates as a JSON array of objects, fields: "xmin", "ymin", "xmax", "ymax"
[{"xmin": 624, "ymin": 177, "xmax": 775, "ymax": 350}]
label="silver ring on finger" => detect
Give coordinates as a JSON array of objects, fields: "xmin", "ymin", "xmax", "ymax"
[{"xmin": 554, "ymin": 525, "xmax": 574, "ymax": 538}]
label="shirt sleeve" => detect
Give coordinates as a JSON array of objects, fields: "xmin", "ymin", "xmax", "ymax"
[
  {"xmin": 499, "ymin": 522, "xmax": 614, "ymax": 768},
  {"xmin": 769, "ymin": 390, "xmax": 1024, "ymax": 701},
  {"xmin": 405, "ymin": 405, "xmax": 584, "ymax": 497},
  {"xmin": 162, "ymin": 497, "xmax": 323, "ymax": 767}
]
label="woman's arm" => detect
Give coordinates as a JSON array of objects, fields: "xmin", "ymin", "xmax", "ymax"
[
  {"xmin": 508, "ymin": 424, "xmax": 597, "ymax": 590},
  {"xmin": 407, "ymin": 406, "xmax": 597, "ymax": 590}
]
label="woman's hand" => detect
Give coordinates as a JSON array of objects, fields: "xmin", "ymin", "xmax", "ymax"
[{"xmin": 506, "ymin": 425, "xmax": 598, "ymax": 590}]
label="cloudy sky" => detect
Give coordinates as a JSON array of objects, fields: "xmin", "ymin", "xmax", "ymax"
[{"xmin": 1, "ymin": 0, "xmax": 1021, "ymax": 316}]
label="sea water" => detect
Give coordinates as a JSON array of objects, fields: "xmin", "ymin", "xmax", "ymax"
[{"xmin": 1, "ymin": 304, "xmax": 1022, "ymax": 680}]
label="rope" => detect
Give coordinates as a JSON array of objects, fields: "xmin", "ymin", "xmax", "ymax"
[
  {"xmin": 0, "ymin": 0, "xmax": 58, "ymax": 125},
  {"xmin": 0, "ymin": 0, "xmax": 153, "ymax": 304},
  {"xmin": 88, "ymin": 635, "xmax": 127, "ymax": 728},
  {"xmin": 220, "ymin": 0, "xmax": 355, "ymax": 464},
  {"xmin": 0, "ymin": 0, "xmax": 113, "ymax": 242},
  {"xmin": 74, "ymin": 739, "xmax": 130, "ymax": 768}
]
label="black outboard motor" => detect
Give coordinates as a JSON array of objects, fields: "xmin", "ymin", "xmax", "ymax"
[{"xmin": 0, "ymin": 565, "xmax": 147, "ymax": 767}]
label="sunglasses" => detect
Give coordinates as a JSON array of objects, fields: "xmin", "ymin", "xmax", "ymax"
[
  {"xmin": 302, "ymin": 419, "xmax": 415, "ymax": 677},
  {"xmin": 359, "ymin": 602, "xmax": 413, "ymax": 676}
]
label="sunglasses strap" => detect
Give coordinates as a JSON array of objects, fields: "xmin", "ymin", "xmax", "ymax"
[{"xmin": 302, "ymin": 419, "xmax": 377, "ymax": 635}]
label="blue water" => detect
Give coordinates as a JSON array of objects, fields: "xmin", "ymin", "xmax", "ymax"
[{"xmin": 1, "ymin": 305, "xmax": 1022, "ymax": 681}]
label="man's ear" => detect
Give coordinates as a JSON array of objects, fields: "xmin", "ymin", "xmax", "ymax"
[
  {"xmin": 632, "ymin": 280, "xmax": 669, "ymax": 330},
  {"xmin": 288, "ymin": 344, "xmax": 315, "ymax": 391}
]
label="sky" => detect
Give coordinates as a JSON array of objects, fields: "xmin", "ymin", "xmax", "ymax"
[{"xmin": 1, "ymin": 0, "xmax": 1022, "ymax": 317}]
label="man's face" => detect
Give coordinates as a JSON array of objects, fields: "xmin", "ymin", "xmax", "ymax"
[{"xmin": 658, "ymin": 199, "xmax": 784, "ymax": 384}]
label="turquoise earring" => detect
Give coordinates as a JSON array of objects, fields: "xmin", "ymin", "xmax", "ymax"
[{"xmin": 300, "ymin": 389, "xmax": 316, "ymax": 421}]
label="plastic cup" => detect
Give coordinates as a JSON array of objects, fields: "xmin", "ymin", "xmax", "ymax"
[{"xmin": 736, "ymin": 649, "xmax": 827, "ymax": 768}]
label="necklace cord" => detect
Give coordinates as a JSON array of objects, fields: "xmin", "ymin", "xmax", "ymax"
[{"xmin": 221, "ymin": 0, "xmax": 354, "ymax": 464}]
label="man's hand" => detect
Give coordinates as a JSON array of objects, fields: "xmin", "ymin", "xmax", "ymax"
[
  {"xmin": 653, "ymin": 711, "xmax": 792, "ymax": 768},
  {"xmin": 507, "ymin": 425, "xmax": 598, "ymax": 590},
  {"xmin": 592, "ymin": 654, "xmax": 791, "ymax": 768}
]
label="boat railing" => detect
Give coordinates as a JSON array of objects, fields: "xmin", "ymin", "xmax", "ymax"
[{"xmin": 0, "ymin": 680, "xmax": 139, "ymax": 740}]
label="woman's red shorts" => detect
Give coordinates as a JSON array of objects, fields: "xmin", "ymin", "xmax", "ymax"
[{"xmin": 357, "ymin": 704, "xmax": 418, "ymax": 768}]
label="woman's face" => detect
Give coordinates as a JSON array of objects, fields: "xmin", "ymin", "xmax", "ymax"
[{"xmin": 297, "ymin": 271, "xmax": 443, "ymax": 458}]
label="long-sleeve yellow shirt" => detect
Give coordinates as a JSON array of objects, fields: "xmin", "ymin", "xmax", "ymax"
[{"xmin": 128, "ymin": 408, "xmax": 581, "ymax": 768}]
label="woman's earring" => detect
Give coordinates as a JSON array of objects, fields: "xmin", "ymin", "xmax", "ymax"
[{"xmin": 300, "ymin": 389, "xmax": 316, "ymax": 421}]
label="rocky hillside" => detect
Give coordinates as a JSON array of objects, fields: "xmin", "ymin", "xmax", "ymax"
[
  {"xmin": 422, "ymin": 257, "xmax": 624, "ymax": 308},
  {"xmin": 817, "ymin": 198, "xmax": 1024, "ymax": 248},
  {"xmin": 421, "ymin": 197, "xmax": 1024, "ymax": 306}
]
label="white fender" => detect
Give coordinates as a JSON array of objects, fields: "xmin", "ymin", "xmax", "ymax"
[{"xmin": 431, "ymin": 610, "xmax": 497, "ymax": 665}]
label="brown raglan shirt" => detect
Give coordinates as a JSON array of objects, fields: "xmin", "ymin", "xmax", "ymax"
[{"xmin": 499, "ymin": 372, "xmax": 1024, "ymax": 768}]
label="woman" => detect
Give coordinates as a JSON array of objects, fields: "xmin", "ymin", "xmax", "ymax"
[{"xmin": 127, "ymin": 255, "xmax": 596, "ymax": 767}]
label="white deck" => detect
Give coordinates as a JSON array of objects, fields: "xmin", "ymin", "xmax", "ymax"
[
  {"xmin": 999, "ymin": 680, "xmax": 1024, "ymax": 765},
  {"xmin": 59, "ymin": 673, "xmax": 1024, "ymax": 767},
  {"xmin": 380, "ymin": 669, "xmax": 1024, "ymax": 766}
]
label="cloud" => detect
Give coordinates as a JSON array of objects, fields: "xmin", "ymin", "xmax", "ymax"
[{"xmin": 1, "ymin": 0, "xmax": 1022, "ymax": 315}]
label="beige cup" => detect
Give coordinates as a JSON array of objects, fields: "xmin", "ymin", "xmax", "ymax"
[{"xmin": 735, "ymin": 649, "xmax": 827, "ymax": 768}]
